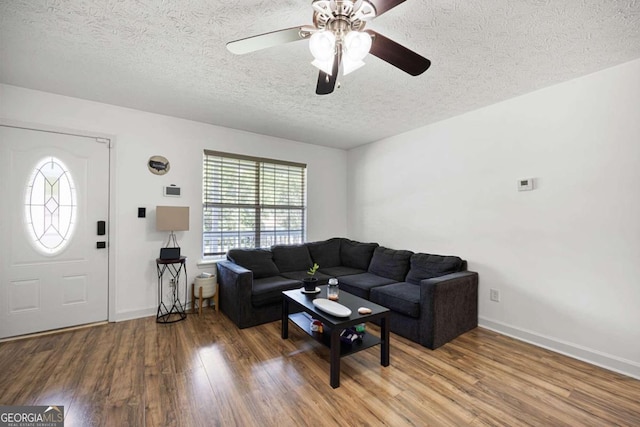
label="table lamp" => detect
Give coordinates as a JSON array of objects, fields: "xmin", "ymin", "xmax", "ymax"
[{"xmin": 156, "ymin": 206, "xmax": 189, "ymax": 248}]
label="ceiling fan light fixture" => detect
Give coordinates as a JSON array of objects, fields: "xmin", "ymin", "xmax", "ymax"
[
  {"xmin": 342, "ymin": 57, "xmax": 365, "ymax": 75},
  {"xmin": 311, "ymin": 57, "xmax": 335, "ymax": 75},
  {"xmin": 344, "ymin": 30, "xmax": 372, "ymax": 62},
  {"xmin": 309, "ymin": 30, "xmax": 336, "ymax": 62},
  {"xmin": 227, "ymin": 0, "xmax": 431, "ymax": 95}
]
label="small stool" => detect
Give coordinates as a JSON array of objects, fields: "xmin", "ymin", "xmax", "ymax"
[{"xmin": 191, "ymin": 276, "xmax": 218, "ymax": 315}]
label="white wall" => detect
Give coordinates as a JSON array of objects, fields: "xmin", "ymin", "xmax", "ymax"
[
  {"xmin": 0, "ymin": 84, "xmax": 348, "ymax": 320},
  {"xmin": 347, "ymin": 58, "xmax": 640, "ymax": 378}
]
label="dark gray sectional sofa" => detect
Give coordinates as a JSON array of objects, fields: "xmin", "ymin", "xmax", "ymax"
[{"xmin": 217, "ymin": 237, "xmax": 478, "ymax": 349}]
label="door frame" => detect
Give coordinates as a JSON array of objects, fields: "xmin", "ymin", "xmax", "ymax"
[{"xmin": 0, "ymin": 118, "xmax": 117, "ymax": 323}]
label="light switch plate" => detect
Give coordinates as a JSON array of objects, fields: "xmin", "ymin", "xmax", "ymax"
[{"xmin": 518, "ymin": 178, "xmax": 534, "ymax": 191}]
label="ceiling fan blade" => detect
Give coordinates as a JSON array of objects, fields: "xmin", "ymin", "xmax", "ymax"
[
  {"xmin": 315, "ymin": 51, "xmax": 341, "ymax": 95},
  {"xmin": 315, "ymin": 71, "xmax": 337, "ymax": 95},
  {"xmin": 368, "ymin": 0, "xmax": 408, "ymax": 17},
  {"xmin": 365, "ymin": 30, "xmax": 431, "ymax": 76},
  {"xmin": 227, "ymin": 26, "xmax": 310, "ymax": 55}
]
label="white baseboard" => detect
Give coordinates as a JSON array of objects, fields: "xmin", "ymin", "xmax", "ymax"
[
  {"xmin": 479, "ymin": 317, "xmax": 640, "ymax": 380},
  {"xmin": 115, "ymin": 307, "xmax": 157, "ymax": 322},
  {"xmin": 114, "ymin": 300, "xmax": 213, "ymax": 322}
]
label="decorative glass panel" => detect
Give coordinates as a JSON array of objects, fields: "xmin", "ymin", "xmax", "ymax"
[{"xmin": 25, "ymin": 157, "xmax": 77, "ymax": 255}]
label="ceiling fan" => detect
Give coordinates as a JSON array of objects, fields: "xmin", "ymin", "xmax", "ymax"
[{"xmin": 226, "ymin": 0, "xmax": 431, "ymax": 95}]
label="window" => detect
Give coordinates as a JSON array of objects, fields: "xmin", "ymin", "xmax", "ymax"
[
  {"xmin": 24, "ymin": 157, "xmax": 77, "ymax": 255},
  {"xmin": 202, "ymin": 150, "xmax": 306, "ymax": 257}
]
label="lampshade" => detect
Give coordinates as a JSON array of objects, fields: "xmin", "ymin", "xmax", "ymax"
[
  {"xmin": 342, "ymin": 57, "xmax": 365, "ymax": 75},
  {"xmin": 310, "ymin": 29, "xmax": 371, "ymax": 76},
  {"xmin": 312, "ymin": 58, "xmax": 335, "ymax": 75},
  {"xmin": 156, "ymin": 206, "xmax": 189, "ymax": 232},
  {"xmin": 309, "ymin": 30, "xmax": 336, "ymax": 61},
  {"xmin": 342, "ymin": 31, "xmax": 371, "ymax": 75},
  {"xmin": 310, "ymin": 30, "xmax": 336, "ymax": 75},
  {"xmin": 344, "ymin": 31, "xmax": 371, "ymax": 62}
]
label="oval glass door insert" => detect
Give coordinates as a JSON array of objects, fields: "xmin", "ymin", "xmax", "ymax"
[{"xmin": 25, "ymin": 157, "xmax": 78, "ymax": 254}]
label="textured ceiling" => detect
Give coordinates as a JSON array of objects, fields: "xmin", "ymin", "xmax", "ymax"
[{"xmin": 1, "ymin": 0, "xmax": 639, "ymax": 149}]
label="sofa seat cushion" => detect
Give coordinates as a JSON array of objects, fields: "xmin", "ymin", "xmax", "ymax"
[
  {"xmin": 272, "ymin": 244, "xmax": 313, "ymax": 273},
  {"xmin": 340, "ymin": 239, "xmax": 378, "ymax": 271},
  {"xmin": 318, "ymin": 266, "xmax": 366, "ymax": 277},
  {"xmin": 280, "ymin": 271, "xmax": 331, "ymax": 285},
  {"xmin": 227, "ymin": 249, "xmax": 280, "ymax": 279},
  {"xmin": 337, "ymin": 273, "xmax": 397, "ymax": 299},
  {"xmin": 370, "ymin": 282, "xmax": 420, "ymax": 318},
  {"xmin": 368, "ymin": 247, "xmax": 414, "ymax": 282},
  {"xmin": 306, "ymin": 238, "xmax": 342, "ymax": 268},
  {"xmin": 251, "ymin": 276, "xmax": 302, "ymax": 307},
  {"xmin": 406, "ymin": 253, "xmax": 464, "ymax": 285}
]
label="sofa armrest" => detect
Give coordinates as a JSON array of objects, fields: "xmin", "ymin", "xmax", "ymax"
[
  {"xmin": 419, "ymin": 271, "xmax": 479, "ymax": 349},
  {"xmin": 217, "ymin": 260, "xmax": 254, "ymax": 328}
]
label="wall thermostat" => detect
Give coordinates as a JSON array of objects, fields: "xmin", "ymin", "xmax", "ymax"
[
  {"xmin": 164, "ymin": 185, "xmax": 181, "ymax": 197},
  {"xmin": 517, "ymin": 178, "xmax": 534, "ymax": 191}
]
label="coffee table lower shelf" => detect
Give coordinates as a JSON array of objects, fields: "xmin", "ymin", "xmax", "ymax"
[
  {"xmin": 282, "ymin": 286, "xmax": 390, "ymax": 388},
  {"xmin": 289, "ymin": 312, "xmax": 381, "ymax": 357}
]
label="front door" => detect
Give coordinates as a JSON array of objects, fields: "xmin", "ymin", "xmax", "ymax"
[{"xmin": 0, "ymin": 125, "xmax": 110, "ymax": 339}]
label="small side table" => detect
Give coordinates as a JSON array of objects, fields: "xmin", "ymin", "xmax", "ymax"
[
  {"xmin": 156, "ymin": 256, "xmax": 187, "ymax": 323},
  {"xmin": 191, "ymin": 276, "xmax": 218, "ymax": 315}
]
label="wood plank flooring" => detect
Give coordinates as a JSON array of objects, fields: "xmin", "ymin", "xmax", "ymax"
[{"xmin": 1, "ymin": 309, "xmax": 639, "ymax": 426}]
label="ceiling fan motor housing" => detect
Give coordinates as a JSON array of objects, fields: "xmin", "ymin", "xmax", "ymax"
[{"xmin": 312, "ymin": 0, "xmax": 376, "ymax": 33}]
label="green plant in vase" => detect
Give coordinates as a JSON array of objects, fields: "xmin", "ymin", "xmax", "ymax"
[{"xmin": 304, "ymin": 263, "xmax": 320, "ymax": 291}]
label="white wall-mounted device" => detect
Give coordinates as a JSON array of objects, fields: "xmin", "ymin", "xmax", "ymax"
[
  {"xmin": 163, "ymin": 185, "xmax": 181, "ymax": 197},
  {"xmin": 517, "ymin": 178, "xmax": 534, "ymax": 192}
]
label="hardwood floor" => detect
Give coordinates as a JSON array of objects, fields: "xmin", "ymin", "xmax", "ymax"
[{"xmin": 1, "ymin": 310, "xmax": 639, "ymax": 426}]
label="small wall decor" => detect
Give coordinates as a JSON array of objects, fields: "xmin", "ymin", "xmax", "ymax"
[{"xmin": 148, "ymin": 155, "xmax": 170, "ymax": 175}]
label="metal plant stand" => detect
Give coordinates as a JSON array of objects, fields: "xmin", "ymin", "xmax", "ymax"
[{"xmin": 155, "ymin": 256, "xmax": 187, "ymax": 323}]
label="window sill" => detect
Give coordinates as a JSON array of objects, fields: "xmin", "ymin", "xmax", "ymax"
[{"xmin": 197, "ymin": 258, "xmax": 223, "ymax": 269}]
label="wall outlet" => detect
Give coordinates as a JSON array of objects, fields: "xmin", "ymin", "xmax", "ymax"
[{"xmin": 490, "ymin": 288, "xmax": 501, "ymax": 302}]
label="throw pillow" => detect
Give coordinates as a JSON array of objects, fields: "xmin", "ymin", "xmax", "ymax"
[
  {"xmin": 227, "ymin": 249, "xmax": 280, "ymax": 279},
  {"xmin": 306, "ymin": 238, "xmax": 342, "ymax": 268},
  {"xmin": 271, "ymin": 244, "xmax": 313, "ymax": 273},
  {"xmin": 340, "ymin": 239, "xmax": 378, "ymax": 270},
  {"xmin": 368, "ymin": 247, "xmax": 414, "ymax": 282}
]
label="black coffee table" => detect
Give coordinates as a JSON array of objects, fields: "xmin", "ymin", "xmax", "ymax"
[{"xmin": 281, "ymin": 285, "xmax": 390, "ymax": 388}]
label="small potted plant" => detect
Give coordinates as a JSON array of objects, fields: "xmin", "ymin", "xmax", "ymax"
[{"xmin": 303, "ymin": 263, "xmax": 319, "ymax": 292}]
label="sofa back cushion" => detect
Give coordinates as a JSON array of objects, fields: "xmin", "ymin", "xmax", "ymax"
[
  {"xmin": 227, "ymin": 249, "xmax": 280, "ymax": 279},
  {"xmin": 271, "ymin": 244, "xmax": 313, "ymax": 273},
  {"xmin": 306, "ymin": 238, "xmax": 342, "ymax": 268},
  {"xmin": 340, "ymin": 239, "xmax": 378, "ymax": 270},
  {"xmin": 368, "ymin": 247, "xmax": 414, "ymax": 282},
  {"xmin": 405, "ymin": 253, "xmax": 464, "ymax": 284}
]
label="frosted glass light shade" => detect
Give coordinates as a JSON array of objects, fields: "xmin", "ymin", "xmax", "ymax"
[
  {"xmin": 344, "ymin": 31, "xmax": 371, "ymax": 61},
  {"xmin": 309, "ymin": 30, "xmax": 336, "ymax": 61},
  {"xmin": 311, "ymin": 58, "xmax": 335, "ymax": 75},
  {"xmin": 342, "ymin": 57, "xmax": 365, "ymax": 75}
]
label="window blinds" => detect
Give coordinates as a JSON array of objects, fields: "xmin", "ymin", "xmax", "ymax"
[{"xmin": 202, "ymin": 150, "xmax": 306, "ymax": 257}]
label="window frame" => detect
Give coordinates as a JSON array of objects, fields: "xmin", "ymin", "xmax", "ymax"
[{"xmin": 202, "ymin": 150, "xmax": 307, "ymax": 258}]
